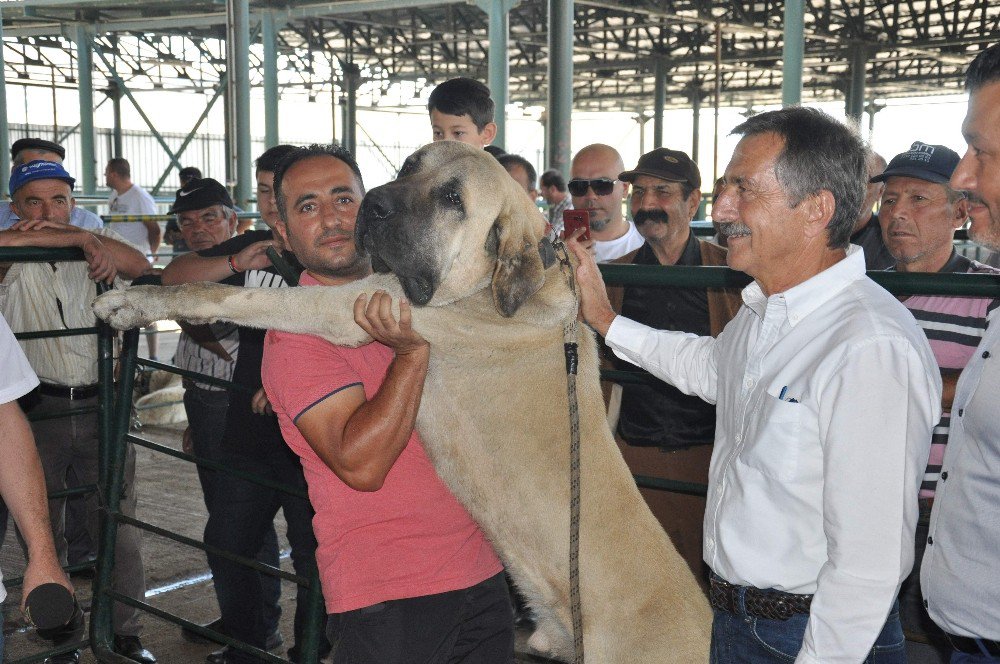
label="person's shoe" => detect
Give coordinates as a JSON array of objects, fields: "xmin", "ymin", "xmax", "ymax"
[
  {"xmin": 114, "ymin": 635, "xmax": 157, "ymax": 664},
  {"xmin": 206, "ymin": 632, "xmax": 283, "ymax": 664},
  {"xmin": 43, "ymin": 650, "xmax": 81, "ymax": 664},
  {"xmin": 181, "ymin": 617, "xmax": 225, "ymax": 644}
]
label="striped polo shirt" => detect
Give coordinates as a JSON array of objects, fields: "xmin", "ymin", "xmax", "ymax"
[{"xmin": 898, "ymin": 251, "xmax": 1000, "ymax": 498}]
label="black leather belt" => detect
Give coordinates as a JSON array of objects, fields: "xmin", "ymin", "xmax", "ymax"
[
  {"xmin": 710, "ymin": 575, "xmax": 813, "ymax": 621},
  {"xmin": 38, "ymin": 383, "xmax": 99, "ymax": 400},
  {"xmin": 946, "ymin": 634, "xmax": 1000, "ymax": 656}
]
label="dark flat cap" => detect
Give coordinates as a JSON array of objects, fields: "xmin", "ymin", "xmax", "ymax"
[{"xmin": 11, "ymin": 138, "xmax": 66, "ymax": 161}]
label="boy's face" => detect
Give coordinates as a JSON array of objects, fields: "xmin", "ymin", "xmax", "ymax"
[{"xmin": 429, "ymin": 109, "xmax": 497, "ymax": 148}]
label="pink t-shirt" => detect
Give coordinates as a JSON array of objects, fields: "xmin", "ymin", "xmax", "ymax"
[{"xmin": 261, "ymin": 275, "xmax": 502, "ymax": 613}]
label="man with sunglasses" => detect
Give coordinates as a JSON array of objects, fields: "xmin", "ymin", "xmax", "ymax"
[{"xmin": 568, "ymin": 144, "xmax": 644, "ymax": 262}]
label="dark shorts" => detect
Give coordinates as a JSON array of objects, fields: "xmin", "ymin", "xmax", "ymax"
[{"xmin": 329, "ymin": 572, "xmax": 514, "ymax": 664}]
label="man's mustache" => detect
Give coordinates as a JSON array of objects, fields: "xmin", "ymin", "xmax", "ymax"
[
  {"xmin": 634, "ymin": 210, "xmax": 670, "ymax": 226},
  {"xmin": 718, "ymin": 222, "xmax": 752, "ymax": 238}
]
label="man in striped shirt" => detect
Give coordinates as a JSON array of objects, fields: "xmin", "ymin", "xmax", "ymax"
[{"xmin": 876, "ymin": 140, "xmax": 999, "ymax": 656}]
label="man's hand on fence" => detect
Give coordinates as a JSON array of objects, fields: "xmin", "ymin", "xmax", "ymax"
[{"xmin": 79, "ymin": 235, "xmax": 118, "ymax": 284}]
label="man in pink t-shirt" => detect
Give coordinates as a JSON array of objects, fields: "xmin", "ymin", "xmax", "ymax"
[{"xmin": 260, "ymin": 144, "xmax": 511, "ymax": 663}]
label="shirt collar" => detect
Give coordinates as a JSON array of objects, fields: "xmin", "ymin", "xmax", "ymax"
[{"xmin": 741, "ymin": 245, "xmax": 866, "ymax": 325}]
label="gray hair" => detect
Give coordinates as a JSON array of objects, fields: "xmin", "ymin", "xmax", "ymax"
[{"xmin": 731, "ymin": 107, "xmax": 866, "ymax": 249}]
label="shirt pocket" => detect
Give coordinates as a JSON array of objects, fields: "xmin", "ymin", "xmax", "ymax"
[{"xmin": 740, "ymin": 391, "xmax": 805, "ymax": 482}]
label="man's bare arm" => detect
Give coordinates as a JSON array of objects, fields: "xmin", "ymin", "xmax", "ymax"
[
  {"xmin": 294, "ymin": 292, "xmax": 429, "ymax": 491},
  {"xmin": 161, "ymin": 239, "xmax": 276, "ymax": 285},
  {"xmin": 142, "ymin": 219, "xmax": 161, "ymax": 256},
  {"xmin": 0, "ymin": 402, "xmax": 73, "ymax": 607}
]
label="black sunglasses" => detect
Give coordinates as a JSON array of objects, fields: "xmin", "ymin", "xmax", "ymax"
[{"xmin": 568, "ymin": 178, "xmax": 617, "ymax": 197}]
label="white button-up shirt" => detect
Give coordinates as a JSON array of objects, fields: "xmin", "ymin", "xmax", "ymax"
[
  {"xmin": 921, "ymin": 306, "xmax": 1000, "ymax": 641},
  {"xmin": 605, "ymin": 247, "xmax": 941, "ymax": 663}
]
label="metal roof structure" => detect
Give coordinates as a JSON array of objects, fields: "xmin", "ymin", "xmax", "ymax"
[{"xmin": 3, "ymin": 0, "xmax": 998, "ymax": 115}]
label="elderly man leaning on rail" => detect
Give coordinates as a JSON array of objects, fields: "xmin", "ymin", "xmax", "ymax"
[
  {"xmin": 0, "ymin": 138, "xmax": 104, "ymax": 231},
  {"xmin": 568, "ymin": 106, "xmax": 942, "ymax": 664},
  {"xmin": 867, "ymin": 140, "xmax": 995, "ymax": 659},
  {"xmin": 0, "ymin": 160, "xmax": 156, "ymax": 664},
  {"xmin": 920, "ymin": 41, "xmax": 1000, "ymax": 664}
]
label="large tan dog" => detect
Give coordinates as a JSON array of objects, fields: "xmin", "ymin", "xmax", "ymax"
[{"xmin": 94, "ymin": 141, "xmax": 711, "ymax": 661}]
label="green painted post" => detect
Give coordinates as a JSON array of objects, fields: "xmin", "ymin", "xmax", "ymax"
[
  {"xmin": 846, "ymin": 43, "xmax": 867, "ymax": 126},
  {"xmin": 0, "ymin": 9, "xmax": 10, "ymax": 196},
  {"xmin": 546, "ymin": 0, "xmax": 573, "ymax": 174},
  {"xmin": 231, "ymin": 0, "xmax": 253, "ymax": 208},
  {"xmin": 91, "ymin": 326, "xmax": 140, "ymax": 661},
  {"xmin": 262, "ymin": 9, "xmax": 279, "ymax": 148},
  {"xmin": 476, "ymin": 0, "xmax": 513, "ymax": 149},
  {"xmin": 653, "ymin": 56, "xmax": 666, "ymax": 149},
  {"xmin": 342, "ymin": 63, "xmax": 359, "ymax": 156},
  {"xmin": 76, "ymin": 26, "xmax": 96, "ymax": 196},
  {"xmin": 782, "ymin": 0, "xmax": 804, "ymax": 106}
]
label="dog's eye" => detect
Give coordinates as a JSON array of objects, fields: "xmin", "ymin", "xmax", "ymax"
[{"xmin": 443, "ymin": 189, "xmax": 462, "ymax": 208}]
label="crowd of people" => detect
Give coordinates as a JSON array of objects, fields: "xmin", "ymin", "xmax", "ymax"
[{"xmin": 0, "ymin": 40, "xmax": 997, "ymax": 664}]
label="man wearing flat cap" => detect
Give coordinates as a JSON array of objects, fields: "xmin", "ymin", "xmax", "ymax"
[
  {"xmin": 600, "ymin": 147, "xmax": 741, "ymax": 581},
  {"xmin": 0, "ymin": 160, "xmax": 156, "ymax": 664},
  {"xmin": 0, "ymin": 138, "xmax": 104, "ymax": 231}
]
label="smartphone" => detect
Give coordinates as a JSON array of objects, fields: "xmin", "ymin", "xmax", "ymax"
[{"xmin": 562, "ymin": 209, "xmax": 591, "ymax": 241}]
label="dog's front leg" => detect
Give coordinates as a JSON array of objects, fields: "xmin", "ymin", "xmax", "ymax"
[{"xmin": 93, "ymin": 274, "xmax": 405, "ymax": 347}]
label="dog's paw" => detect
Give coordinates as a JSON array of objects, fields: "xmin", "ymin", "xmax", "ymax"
[{"xmin": 92, "ymin": 289, "xmax": 159, "ymax": 329}]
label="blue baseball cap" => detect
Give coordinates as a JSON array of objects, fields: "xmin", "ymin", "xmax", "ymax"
[
  {"xmin": 870, "ymin": 141, "xmax": 961, "ymax": 185},
  {"xmin": 9, "ymin": 159, "xmax": 75, "ymax": 195}
]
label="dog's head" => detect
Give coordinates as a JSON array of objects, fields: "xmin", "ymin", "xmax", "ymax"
[{"xmin": 356, "ymin": 141, "xmax": 552, "ymax": 317}]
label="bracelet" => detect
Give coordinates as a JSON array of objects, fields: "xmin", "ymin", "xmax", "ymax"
[{"xmin": 227, "ymin": 255, "xmax": 240, "ymax": 274}]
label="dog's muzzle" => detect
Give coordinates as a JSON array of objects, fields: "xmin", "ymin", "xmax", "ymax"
[{"xmin": 356, "ymin": 187, "xmax": 439, "ymax": 305}]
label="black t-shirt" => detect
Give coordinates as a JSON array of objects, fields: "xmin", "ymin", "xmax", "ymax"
[
  {"xmin": 198, "ymin": 230, "xmax": 303, "ymax": 458},
  {"xmin": 613, "ymin": 233, "xmax": 717, "ymax": 450}
]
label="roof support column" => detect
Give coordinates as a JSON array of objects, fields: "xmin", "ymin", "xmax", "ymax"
[
  {"xmin": 691, "ymin": 89, "xmax": 701, "ymax": 163},
  {"xmin": 341, "ymin": 63, "xmax": 359, "ymax": 156},
  {"xmin": 262, "ymin": 9, "xmax": 279, "ymax": 148},
  {"xmin": 227, "ymin": 0, "xmax": 252, "ymax": 208},
  {"xmin": 546, "ymin": 0, "xmax": 573, "ymax": 174},
  {"xmin": 75, "ymin": 25, "xmax": 96, "ymax": 196},
  {"xmin": 782, "ymin": 0, "xmax": 804, "ymax": 106},
  {"xmin": 0, "ymin": 9, "xmax": 10, "ymax": 195},
  {"xmin": 476, "ymin": 0, "xmax": 514, "ymax": 149},
  {"xmin": 653, "ymin": 56, "xmax": 666, "ymax": 149},
  {"xmin": 846, "ymin": 43, "xmax": 867, "ymax": 126},
  {"xmin": 110, "ymin": 82, "xmax": 123, "ymax": 158}
]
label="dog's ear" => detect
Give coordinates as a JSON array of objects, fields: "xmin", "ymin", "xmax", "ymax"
[{"xmin": 488, "ymin": 190, "xmax": 546, "ymax": 317}]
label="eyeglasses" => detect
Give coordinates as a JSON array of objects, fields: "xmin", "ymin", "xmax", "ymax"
[{"xmin": 568, "ymin": 178, "xmax": 617, "ymax": 197}]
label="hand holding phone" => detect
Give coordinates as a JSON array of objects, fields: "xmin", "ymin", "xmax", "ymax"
[{"xmin": 562, "ymin": 209, "xmax": 591, "ymax": 241}]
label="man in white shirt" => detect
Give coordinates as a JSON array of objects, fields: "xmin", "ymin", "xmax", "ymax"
[
  {"xmin": 921, "ymin": 42, "xmax": 1000, "ymax": 663},
  {"xmin": 568, "ymin": 144, "xmax": 644, "ymax": 262},
  {"xmin": 568, "ymin": 107, "xmax": 942, "ymax": 664},
  {"xmin": 105, "ymin": 157, "xmax": 160, "ymax": 258}
]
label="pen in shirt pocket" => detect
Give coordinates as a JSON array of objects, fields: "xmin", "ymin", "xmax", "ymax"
[{"xmin": 778, "ymin": 386, "xmax": 799, "ymax": 403}]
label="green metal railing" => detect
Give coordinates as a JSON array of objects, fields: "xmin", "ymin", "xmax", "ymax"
[{"xmin": 94, "ymin": 328, "xmax": 327, "ymax": 663}]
